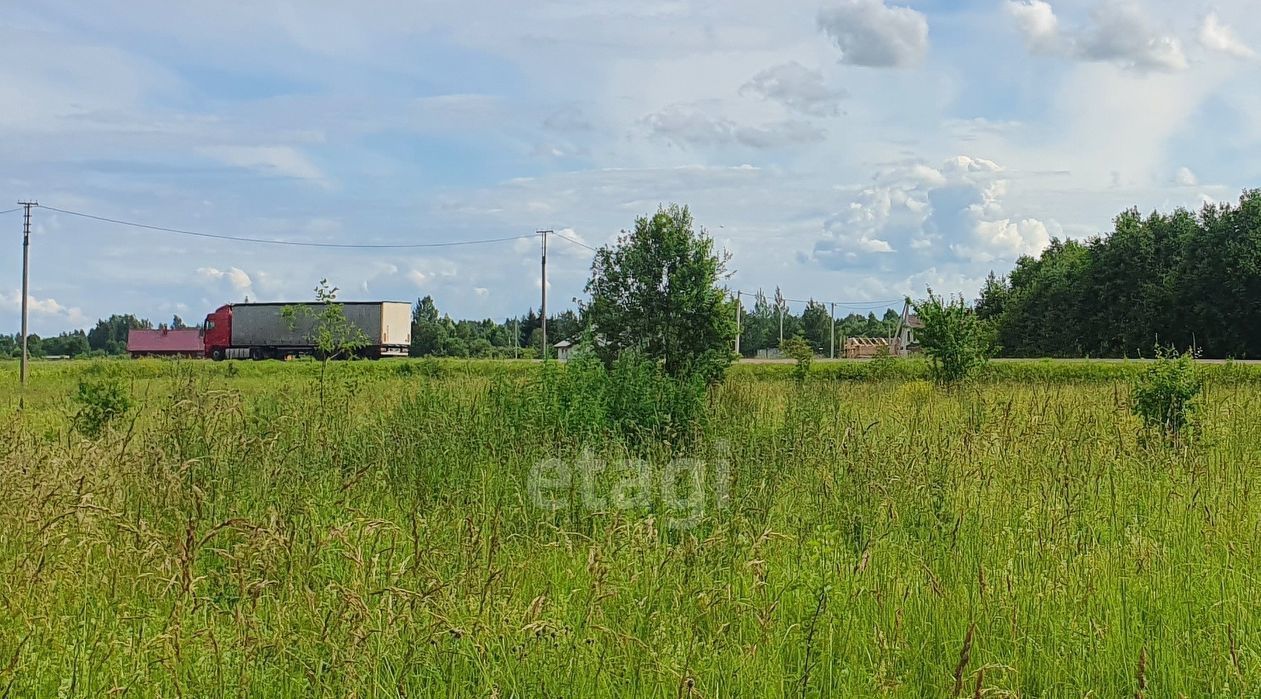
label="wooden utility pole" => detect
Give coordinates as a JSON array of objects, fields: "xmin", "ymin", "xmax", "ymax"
[
  {"xmin": 18, "ymin": 201, "xmax": 36, "ymax": 405},
  {"xmin": 735, "ymin": 290, "xmax": 741, "ymax": 356},
  {"xmin": 539, "ymin": 229, "xmax": 550, "ymax": 360},
  {"xmin": 829, "ymin": 302, "xmax": 836, "ymax": 360}
]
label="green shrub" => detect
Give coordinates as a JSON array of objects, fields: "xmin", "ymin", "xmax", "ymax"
[
  {"xmin": 1131, "ymin": 347, "xmax": 1202, "ymax": 439},
  {"xmin": 914, "ymin": 291, "xmax": 994, "ymax": 384},
  {"xmin": 780, "ymin": 335, "xmax": 813, "ymax": 383},
  {"xmin": 72, "ymin": 375, "xmax": 133, "ymax": 437},
  {"xmin": 527, "ymin": 343, "xmax": 706, "ymax": 444},
  {"xmin": 863, "ymin": 347, "xmax": 899, "ymax": 382}
]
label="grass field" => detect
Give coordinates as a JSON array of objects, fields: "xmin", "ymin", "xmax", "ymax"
[{"xmin": 3, "ymin": 357, "xmax": 1261, "ymax": 697}]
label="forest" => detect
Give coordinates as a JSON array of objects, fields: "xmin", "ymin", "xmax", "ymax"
[{"xmin": 978, "ymin": 189, "xmax": 1261, "ymax": 359}]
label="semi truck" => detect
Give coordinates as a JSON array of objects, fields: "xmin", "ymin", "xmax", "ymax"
[{"xmin": 201, "ymin": 301, "xmax": 411, "ymax": 360}]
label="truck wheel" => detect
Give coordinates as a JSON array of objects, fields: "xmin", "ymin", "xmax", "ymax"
[
  {"xmin": 211, "ymin": 348, "xmax": 225, "ymax": 361},
  {"xmin": 249, "ymin": 347, "xmax": 265, "ymax": 361}
]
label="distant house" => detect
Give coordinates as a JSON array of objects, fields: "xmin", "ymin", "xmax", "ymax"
[
  {"xmin": 127, "ymin": 328, "xmax": 204, "ymax": 358},
  {"xmin": 891, "ymin": 301, "xmax": 924, "ymax": 357},
  {"xmin": 553, "ymin": 339, "xmax": 574, "ymax": 362}
]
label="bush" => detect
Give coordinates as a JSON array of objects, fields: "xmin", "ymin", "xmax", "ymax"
[
  {"xmin": 72, "ymin": 375, "xmax": 133, "ymax": 437},
  {"xmin": 530, "ymin": 343, "xmax": 706, "ymax": 444},
  {"xmin": 1131, "ymin": 347, "xmax": 1202, "ymax": 439},
  {"xmin": 780, "ymin": 335, "xmax": 813, "ymax": 383},
  {"xmin": 914, "ymin": 291, "xmax": 994, "ymax": 384}
]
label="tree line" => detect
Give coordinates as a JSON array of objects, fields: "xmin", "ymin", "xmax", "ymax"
[
  {"xmin": 407, "ymin": 295, "xmax": 582, "ymax": 359},
  {"xmin": 1, "ymin": 303, "xmax": 587, "ymax": 361},
  {"xmin": 0, "ymin": 314, "xmax": 186, "ymax": 359},
  {"xmin": 977, "ymin": 190, "xmax": 1261, "ymax": 359},
  {"xmin": 737, "ymin": 288, "xmax": 902, "ymax": 357}
]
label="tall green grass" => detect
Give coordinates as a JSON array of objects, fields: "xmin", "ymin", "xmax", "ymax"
[{"xmin": 1, "ymin": 359, "xmax": 1260, "ymax": 696}]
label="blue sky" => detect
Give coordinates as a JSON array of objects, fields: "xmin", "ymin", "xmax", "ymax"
[{"xmin": 3, "ymin": 0, "xmax": 1259, "ymax": 334}]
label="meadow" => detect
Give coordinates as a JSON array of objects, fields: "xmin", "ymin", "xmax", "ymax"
[{"xmin": 3, "ymin": 357, "xmax": 1261, "ymax": 697}]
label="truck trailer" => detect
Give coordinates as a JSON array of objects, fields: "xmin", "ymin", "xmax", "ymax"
[{"xmin": 202, "ymin": 302, "xmax": 411, "ymax": 360}]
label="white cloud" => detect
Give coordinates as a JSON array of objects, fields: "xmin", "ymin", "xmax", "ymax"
[
  {"xmin": 196, "ymin": 266, "xmax": 253, "ymax": 292},
  {"xmin": 1175, "ymin": 166, "xmax": 1198, "ymax": 187},
  {"xmin": 814, "ymin": 156, "xmax": 1053, "ymax": 268},
  {"xmin": 1006, "ymin": 0, "xmax": 1188, "ymax": 72},
  {"xmin": 1199, "ymin": 12, "xmax": 1255, "ymax": 59},
  {"xmin": 553, "ymin": 228, "xmax": 597, "ymax": 258},
  {"xmin": 960, "ymin": 218, "xmax": 1052, "ymax": 262},
  {"xmin": 741, "ymin": 62, "xmax": 848, "ymax": 117},
  {"xmin": 1006, "ymin": 0, "xmax": 1061, "ymax": 54},
  {"xmin": 645, "ymin": 105, "xmax": 825, "ymax": 149},
  {"xmin": 818, "ymin": 0, "xmax": 929, "ymax": 68},
  {"xmin": 1, "ymin": 290, "xmax": 86, "ymax": 325},
  {"xmin": 197, "ymin": 145, "xmax": 329, "ymax": 185}
]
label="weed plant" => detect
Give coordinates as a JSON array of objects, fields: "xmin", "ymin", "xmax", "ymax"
[{"xmin": 1, "ymin": 358, "xmax": 1261, "ymax": 695}]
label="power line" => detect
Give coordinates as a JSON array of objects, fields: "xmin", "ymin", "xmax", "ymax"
[
  {"xmin": 37, "ymin": 204, "xmax": 541, "ymax": 249},
  {"xmin": 736, "ymin": 289, "xmax": 904, "ymax": 308},
  {"xmin": 552, "ymin": 231, "xmax": 598, "ymax": 252},
  {"xmin": 0, "ymin": 207, "xmax": 21, "ymax": 215}
]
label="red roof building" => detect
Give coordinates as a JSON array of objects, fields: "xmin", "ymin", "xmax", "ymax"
[{"xmin": 127, "ymin": 328, "xmax": 204, "ymax": 358}]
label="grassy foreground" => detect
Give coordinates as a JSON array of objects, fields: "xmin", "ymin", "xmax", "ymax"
[{"xmin": 3, "ymin": 358, "xmax": 1261, "ymax": 697}]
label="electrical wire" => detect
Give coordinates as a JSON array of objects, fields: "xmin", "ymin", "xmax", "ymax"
[
  {"xmin": 37, "ymin": 204, "xmax": 542, "ymax": 249},
  {"xmin": 0, "ymin": 207, "xmax": 20, "ymax": 215},
  {"xmin": 553, "ymin": 231, "xmax": 598, "ymax": 252},
  {"xmin": 735, "ymin": 289, "xmax": 904, "ymax": 308},
  {"xmin": 30, "ymin": 204, "xmax": 906, "ymax": 308}
]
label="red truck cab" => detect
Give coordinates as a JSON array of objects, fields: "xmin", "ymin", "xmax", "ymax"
[{"xmin": 202, "ymin": 305, "xmax": 233, "ymax": 360}]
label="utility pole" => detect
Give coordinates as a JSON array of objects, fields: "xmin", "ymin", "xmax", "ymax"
[
  {"xmin": 514, "ymin": 318, "xmax": 520, "ymax": 359},
  {"xmin": 778, "ymin": 304, "xmax": 784, "ymax": 346},
  {"xmin": 18, "ymin": 201, "xmax": 36, "ymax": 404},
  {"xmin": 829, "ymin": 302, "xmax": 836, "ymax": 360},
  {"xmin": 735, "ymin": 290, "xmax": 741, "ymax": 356},
  {"xmin": 539, "ymin": 229, "xmax": 551, "ymax": 360}
]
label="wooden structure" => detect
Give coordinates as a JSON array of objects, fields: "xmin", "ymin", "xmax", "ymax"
[
  {"xmin": 891, "ymin": 300, "xmax": 924, "ymax": 357},
  {"xmin": 844, "ymin": 336, "xmax": 891, "ymax": 359}
]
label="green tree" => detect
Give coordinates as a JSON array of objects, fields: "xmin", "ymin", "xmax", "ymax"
[
  {"xmin": 739, "ymin": 289, "xmax": 774, "ymax": 357},
  {"xmin": 781, "ymin": 335, "xmax": 814, "ymax": 383},
  {"xmin": 914, "ymin": 290, "xmax": 994, "ymax": 384},
  {"xmin": 410, "ymin": 295, "xmax": 447, "ymax": 356},
  {"xmin": 284, "ymin": 280, "xmax": 370, "ymax": 405},
  {"xmin": 801, "ymin": 300, "xmax": 832, "ymax": 354},
  {"xmin": 87, "ymin": 314, "xmax": 151, "ymax": 355},
  {"xmin": 584, "ymin": 204, "xmax": 737, "ymax": 383}
]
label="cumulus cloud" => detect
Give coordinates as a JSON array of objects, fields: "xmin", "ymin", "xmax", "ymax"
[
  {"xmin": 817, "ymin": 0, "xmax": 929, "ymax": 69},
  {"xmin": 1006, "ymin": 0, "xmax": 1061, "ymax": 53},
  {"xmin": 741, "ymin": 62, "xmax": 848, "ymax": 117},
  {"xmin": 813, "ymin": 155, "xmax": 1052, "ymax": 268},
  {"xmin": 1174, "ymin": 166, "xmax": 1198, "ymax": 187},
  {"xmin": 196, "ymin": 266, "xmax": 253, "ymax": 292},
  {"xmin": 1, "ymin": 290, "xmax": 87, "ymax": 325},
  {"xmin": 645, "ymin": 105, "xmax": 825, "ymax": 149},
  {"xmin": 1198, "ymin": 12, "xmax": 1255, "ymax": 59},
  {"xmin": 1006, "ymin": 0, "xmax": 1187, "ymax": 72},
  {"xmin": 197, "ymin": 145, "xmax": 329, "ymax": 185}
]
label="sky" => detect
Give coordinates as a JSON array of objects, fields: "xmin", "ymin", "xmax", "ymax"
[{"xmin": 2, "ymin": 0, "xmax": 1259, "ymax": 335}]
